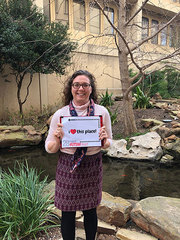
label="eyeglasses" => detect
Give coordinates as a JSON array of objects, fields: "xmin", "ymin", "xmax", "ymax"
[{"xmin": 72, "ymin": 83, "xmax": 91, "ymax": 89}]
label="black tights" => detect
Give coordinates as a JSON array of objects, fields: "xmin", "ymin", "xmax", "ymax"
[{"xmin": 61, "ymin": 208, "xmax": 97, "ymax": 240}]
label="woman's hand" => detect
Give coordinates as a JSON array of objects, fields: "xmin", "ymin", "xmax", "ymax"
[
  {"xmin": 54, "ymin": 123, "xmax": 64, "ymax": 139},
  {"xmin": 99, "ymin": 126, "xmax": 110, "ymax": 149},
  {"xmin": 47, "ymin": 123, "xmax": 64, "ymax": 153}
]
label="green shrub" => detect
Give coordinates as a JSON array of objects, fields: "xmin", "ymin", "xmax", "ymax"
[
  {"xmin": 0, "ymin": 163, "xmax": 57, "ymax": 240},
  {"xmin": 99, "ymin": 89, "xmax": 114, "ymax": 107},
  {"xmin": 130, "ymin": 68, "xmax": 180, "ymax": 99},
  {"xmin": 99, "ymin": 89, "xmax": 118, "ymax": 125},
  {"xmin": 107, "ymin": 107, "xmax": 118, "ymax": 126},
  {"xmin": 145, "ymin": 71, "xmax": 171, "ymax": 98},
  {"xmin": 165, "ymin": 68, "xmax": 180, "ymax": 98},
  {"xmin": 133, "ymin": 86, "xmax": 152, "ymax": 109}
]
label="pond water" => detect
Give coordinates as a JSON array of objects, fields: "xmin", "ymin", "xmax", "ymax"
[{"xmin": 0, "ymin": 145, "xmax": 180, "ymax": 200}]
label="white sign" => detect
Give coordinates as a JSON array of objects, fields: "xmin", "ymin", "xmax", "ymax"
[{"xmin": 60, "ymin": 116, "xmax": 102, "ymax": 148}]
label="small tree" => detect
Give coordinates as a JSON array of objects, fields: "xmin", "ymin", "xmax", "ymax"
[
  {"xmin": 93, "ymin": 0, "xmax": 180, "ymax": 136},
  {"xmin": 0, "ymin": 0, "xmax": 77, "ymax": 115}
]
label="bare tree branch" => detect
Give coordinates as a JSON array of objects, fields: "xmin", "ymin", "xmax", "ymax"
[
  {"xmin": 94, "ymin": 0, "xmax": 142, "ymax": 71},
  {"xmin": 131, "ymin": 10, "xmax": 180, "ymax": 52},
  {"xmin": 143, "ymin": 64, "xmax": 180, "ymax": 76},
  {"xmin": 125, "ymin": 75, "xmax": 144, "ymax": 97},
  {"xmin": 142, "ymin": 47, "xmax": 180, "ymax": 71},
  {"xmin": 125, "ymin": 0, "xmax": 150, "ymax": 26},
  {"xmin": 22, "ymin": 72, "xmax": 33, "ymax": 105},
  {"xmin": 103, "ymin": 69, "xmax": 120, "ymax": 81},
  {"xmin": 114, "ymin": 33, "xmax": 121, "ymax": 53},
  {"xmin": 129, "ymin": 71, "xmax": 141, "ymax": 83}
]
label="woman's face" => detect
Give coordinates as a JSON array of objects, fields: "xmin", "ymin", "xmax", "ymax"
[{"xmin": 71, "ymin": 75, "xmax": 92, "ymax": 106}]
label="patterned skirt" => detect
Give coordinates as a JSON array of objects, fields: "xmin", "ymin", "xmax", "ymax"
[{"xmin": 54, "ymin": 151, "xmax": 103, "ymax": 211}]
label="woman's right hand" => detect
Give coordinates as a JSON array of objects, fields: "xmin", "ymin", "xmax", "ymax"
[{"xmin": 54, "ymin": 123, "xmax": 64, "ymax": 139}]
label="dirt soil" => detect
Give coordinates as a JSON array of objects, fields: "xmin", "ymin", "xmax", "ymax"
[{"xmin": 111, "ymin": 100, "xmax": 174, "ymax": 137}]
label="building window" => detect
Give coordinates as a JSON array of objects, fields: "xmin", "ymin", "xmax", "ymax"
[
  {"xmin": 169, "ymin": 25, "xmax": 176, "ymax": 47},
  {"xmin": 55, "ymin": 0, "xmax": 69, "ymax": 24},
  {"xmin": 151, "ymin": 19, "xmax": 159, "ymax": 44},
  {"xmin": 104, "ymin": 7, "xmax": 114, "ymax": 35},
  {"xmin": 73, "ymin": 0, "xmax": 86, "ymax": 31},
  {"xmin": 142, "ymin": 17, "xmax": 149, "ymax": 40},
  {"xmin": 160, "ymin": 23, "xmax": 167, "ymax": 46},
  {"xmin": 43, "ymin": 0, "xmax": 50, "ymax": 22},
  {"xmin": 89, "ymin": 3, "xmax": 101, "ymax": 34}
]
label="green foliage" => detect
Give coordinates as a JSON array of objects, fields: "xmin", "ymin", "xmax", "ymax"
[
  {"xmin": 143, "ymin": 71, "xmax": 171, "ymax": 99},
  {"xmin": 0, "ymin": 163, "xmax": 57, "ymax": 240},
  {"xmin": 99, "ymin": 89, "xmax": 118, "ymax": 125},
  {"xmin": 3, "ymin": 104, "xmax": 55, "ymax": 129},
  {"xmin": 113, "ymin": 133, "xmax": 123, "ymax": 140},
  {"xmin": 107, "ymin": 106, "xmax": 118, "ymax": 126},
  {"xmin": 129, "ymin": 68, "xmax": 137, "ymax": 78},
  {"xmin": 129, "ymin": 69, "xmax": 173, "ymax": 99},
  {"xmin": 133, "ymin": 68, "xmax": 180, "ymax": 99},
  {"xmin": 0, "ymin": 0, "xmax": 77, "ymax": 74},
  {"xmin": 133, "ymin": 86, "xmax": 152, "ymax": 109},
  {"xmin": 99, "ymin": 89, "xmax": 114, "ymax": 107},
  {"xmin": 165, "ymin": 67, "xmax": 180, "ymax": 98},
  {"xmin": 0, "ymin": 0, "xmax": 77, "ymax": 114}
]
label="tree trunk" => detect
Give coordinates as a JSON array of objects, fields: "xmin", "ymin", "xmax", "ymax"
[
  {"xmin": 17, "ymin": 75, "xmax": 24, "ymax": 117},
  {"xmin": 122, "ymin": 94, "xmax": 137, "ymax": 136},
  {"xmin": 118, "ymin": 0, "xmax": 137, "ymax": 136},
  {"xmin": 118, "ymin": 51, "xmax": 137, "ymax": 135}
]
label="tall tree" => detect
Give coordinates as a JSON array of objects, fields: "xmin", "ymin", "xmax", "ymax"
[
  {"xmin": 0, "ymin": 0, "xmax": 77, "ymax": 115},
  {"xmin": 91, "ymin": 0, "xmax": 180, "ymax": 135}
]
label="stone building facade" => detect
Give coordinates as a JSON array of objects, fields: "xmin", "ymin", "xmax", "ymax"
[{"xmin": 0, "ymin": 0, "xmax": 180, "ymax": 118}]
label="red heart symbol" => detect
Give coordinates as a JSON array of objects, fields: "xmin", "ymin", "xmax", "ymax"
[{"xmin": 70, "ymin": 129, "xmax": 76, "ymax": 134}]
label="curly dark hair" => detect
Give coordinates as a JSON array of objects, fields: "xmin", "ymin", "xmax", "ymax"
[{"xmin": 63, "ymin": 70, "xmax": 98, "ymax": 105}]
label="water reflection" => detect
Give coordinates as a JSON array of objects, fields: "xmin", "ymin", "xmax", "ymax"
[
  {"xmin": 0, "ymin": 145, "xmax": 58, "ymax": 181},
  {"xmin": 103, "ymin": 157, "xmax": 180, "ymax": 200},
  {"xmin": 0, "ymin": 146, "xmax": 180, "ymax": 200}
]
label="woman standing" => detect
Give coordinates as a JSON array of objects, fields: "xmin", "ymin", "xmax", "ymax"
[{"xmin": 45, "ymin": 70, "xmax": 112, "ymax": 240}]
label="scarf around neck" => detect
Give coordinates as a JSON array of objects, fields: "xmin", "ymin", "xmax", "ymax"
[{"xmin": 69, "ymin": 99, "xmax": 95, "ymax": 173}]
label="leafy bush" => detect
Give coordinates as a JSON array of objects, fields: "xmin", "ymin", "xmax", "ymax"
[
  {"xmin": 133, "ymin": 86, "xmax": 152, "ymax": 109},
  {"xmin": 165, "ymin": 68, "xmax": 180, "ymax": 98},
  {"xmin": 2, "ymin": 104, "xmax": 56, "ymax": 129},
  {"xmin": 107, "ymin": 107, "xmax": 118, "ymax": 126},
  {"xmin": 99, "ymin": 89, "xmax": 118, "ymax": 125},
  {"xmin": 143, "ymin": 71, "xmax": 171, "ymax": 99},
  {"xmin": 129, "ymin": 68, "xmax": 179, "ymax": 99},
  {"xmin": 0, "ymin": 163, "xmax": 56, "ymax": 240},
  {"xmin": 99, "ymin": 89, "xmax": 114, "ymax": 107}
]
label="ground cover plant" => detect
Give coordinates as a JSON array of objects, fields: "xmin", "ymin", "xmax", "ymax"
[
  {"xmin": 99, "ymin": 89, "xmax": 118, "ymax": 125},
  {"xmin": 0, "ymin": 163, "xmax": 57, "ymax": 240}
]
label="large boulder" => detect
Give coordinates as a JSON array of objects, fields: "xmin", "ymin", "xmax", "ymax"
[
  {"xmin": 97, "ymin": 192, "xmax": 132, "ymax": 227},
  {"xmin": 141, "ymin": 119, "xmax": 163, "ymax": 130},
  {"xmin": 0, "ymin": 125, "xmax": 42, "ymax": 148},
  {"xmin": 163, "ymin": 138, "xmax": 180, "ymax": 161},
  {"xmin": 107, "ymin": 132, "xmax": 163, "ymax": 161},
  {"xmin": 131, "ymin": 196, "xmax": 180, "ymax": 240},
  {"xmin": 116, "ymin": 228, "xmax": 158, "ymax": 240},
  {"xmin": 156, "ymin": 126, "xmax": 180, "ymax": 139}
]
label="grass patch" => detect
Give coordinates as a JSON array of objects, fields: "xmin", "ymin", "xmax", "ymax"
[{"xmin": 0, "ymin": 162, "xmax": 58, "ymax": 240}]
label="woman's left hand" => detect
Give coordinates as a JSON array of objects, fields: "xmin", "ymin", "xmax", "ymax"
[
  {"xmin": 99, "ymin": 126, "xmax": 108, "ymax": 140},
  {"xmin": 99, "ymin": 126, "xmax": 110, "ymax": 148}
]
